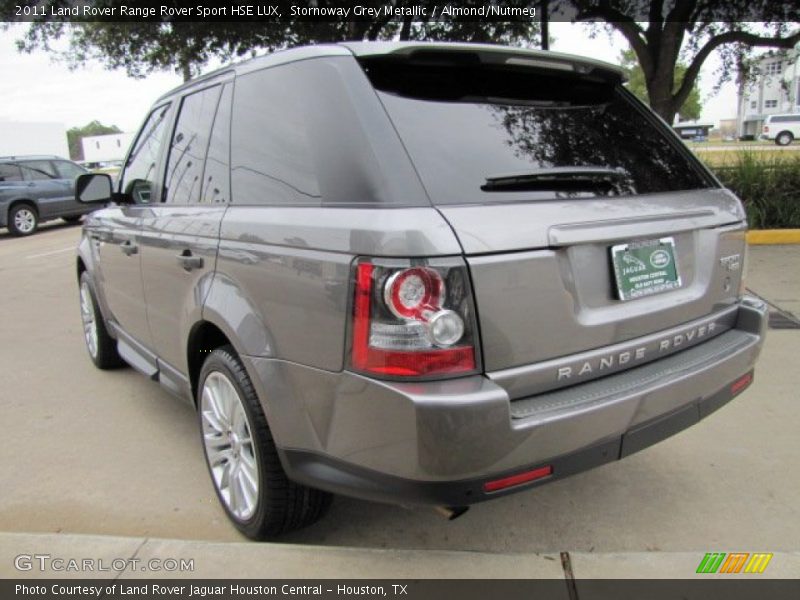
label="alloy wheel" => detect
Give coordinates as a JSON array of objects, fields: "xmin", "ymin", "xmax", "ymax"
[
  {"xmin": 79, "ymin": 281, "xmax": 98, "ymax": 358},
  {"xmin": 200, "ymin": 371, "xmax": 260, "ymax": 521},
  {"xmin": 14, "ymin": 208, "xmax": 36, "ymax": 234}
]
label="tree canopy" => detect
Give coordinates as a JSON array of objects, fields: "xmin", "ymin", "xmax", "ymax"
[
  {"xmin": 619, "ymin": 48, "xmax": 701, "ymax": 122},
  {"xmin": 565, "ymin": 1, "xmax": 800, "ymax": 122}
]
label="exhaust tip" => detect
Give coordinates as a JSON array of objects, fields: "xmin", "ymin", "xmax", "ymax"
[{"xmin": 434, "ymin": 506, "xmax": 470, "ymax": 520}]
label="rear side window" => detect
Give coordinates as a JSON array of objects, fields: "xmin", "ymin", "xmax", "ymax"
[
  {"xmin": 0, "ymin": 163, "xmax": 22, "ymax": 182},
  {"xmin": 53, "ymin": 161, "xmax": 85, "ymax": 179},
  {"xmin": 164, "ymin": 84, "xmax": 223, "ymax": 204},
  {"xmin": 231, "ymin": 66, "xmax": 320, "ymax": 205},
  {"xmin": 362, "ymin": 57, "xmax": 711, "ymax": 205}
]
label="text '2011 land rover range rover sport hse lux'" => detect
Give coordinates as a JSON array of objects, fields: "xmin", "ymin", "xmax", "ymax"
[{"xmin": 75, "ymin": 42, "xmax": 767, "ymax": 539}]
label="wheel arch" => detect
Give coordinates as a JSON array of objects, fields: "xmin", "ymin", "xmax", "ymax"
[{"xmin": 186, "ymin": 320, "xmax": 236, "ymax": 404}]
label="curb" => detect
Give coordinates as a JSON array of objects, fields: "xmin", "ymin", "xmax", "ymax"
[
  {"xmin": 746, "ymin": 229, "xmax": 800, "ymax": 245},
  {"xmin": 1, "ymin": 532, "xmax": 799, "ymax": 580}
]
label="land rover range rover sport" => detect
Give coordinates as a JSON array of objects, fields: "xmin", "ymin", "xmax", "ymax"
[{"xmin": 74, "ymin": 42, "xmax": 767, "ymax": 538}]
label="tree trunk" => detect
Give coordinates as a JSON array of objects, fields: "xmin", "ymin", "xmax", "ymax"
[{"xmin": 181, "ymin": 61, "xmax": 192, "ymax": 82}]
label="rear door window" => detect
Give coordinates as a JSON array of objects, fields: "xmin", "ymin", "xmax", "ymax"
[
  {"xmin": 361, "ymin": 57, "xmax": 711, "ymax": 205},
  {"xmin": 20, "ymin": 160, "xmax": 58, "ymax": 181},
  {"xmin": 163, "ymin": 84, "xmax": 223, "ymax": 204}
]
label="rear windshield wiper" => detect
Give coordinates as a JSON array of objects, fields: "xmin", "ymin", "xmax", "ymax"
[{"xmin": 481, "ymin": 167, "xmax": 633, "ymax": 193}]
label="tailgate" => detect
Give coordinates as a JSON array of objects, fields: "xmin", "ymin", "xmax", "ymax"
[{"xmin": 439, "ymin": 190, "xmax": 747, "ymax": 394}]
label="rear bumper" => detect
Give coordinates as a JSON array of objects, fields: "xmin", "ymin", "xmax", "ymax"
[{"xmin": 242, "ymin": 297, "xmax": 767, "ymax": 507}]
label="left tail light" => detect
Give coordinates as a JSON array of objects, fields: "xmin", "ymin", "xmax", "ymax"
[{"xmin": 349, "ymin": 257, "xmax": 480, "ymax": 379}]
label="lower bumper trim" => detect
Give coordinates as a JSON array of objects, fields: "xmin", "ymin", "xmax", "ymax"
[{"xmin": 280, "ymin": 372, "xmax": 751, "ymax": 507}]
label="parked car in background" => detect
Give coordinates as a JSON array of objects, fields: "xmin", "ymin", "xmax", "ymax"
[
  {"xmin": 761, "ymin": 114, "xmax": 800, "ymax": 145},
  {"xmin": 0, "ymin": 155, "xmax": 91, "ymax": 236},
  {"xmin": 75, "ymin": 42, "xmax": 767, "ymax": 539}
]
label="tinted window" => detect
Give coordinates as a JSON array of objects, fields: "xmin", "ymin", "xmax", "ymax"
[
  {"xmin": 362, "ymin": 58, "xmax": 710, "ymax": 205},
  {"xmin": 164, "ymin": 85, "xmax": 222, "ymax": 204},
  {"xmin": 771, "ymin": 115, "xmax": 800, "ymax": 123},
  {"xmin": 231, "ymin": 67, "xmax": 320, "ymax": 205},
  {"xmin": 0, "ymin": 163, "xmax": 23, "ymax": 182},
  {"xmin": 21, "ymin": 160, "xmax": 57, "ymax": 181},
  {"xmin": 53, "ymin": 161, "xmax": 85, "ymax": 179},
  {"xmin": 200, "ymin": 84, "xmax": 232, "ymax": 204},
  {"xmin": 121, "ymin": 104, "xmax": 171, "ymax": 204}
]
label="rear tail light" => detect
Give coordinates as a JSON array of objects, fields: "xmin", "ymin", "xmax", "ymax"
[{"xmin": 350, "ymin": 258, "xmax": 479, "ymax": 378}]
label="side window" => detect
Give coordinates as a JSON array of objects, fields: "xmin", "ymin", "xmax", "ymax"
[
  {"xmin": 0, "ymin": 164, "xmax": 23, "ymax": 182},
  {"xmin": 53, "ymin": 161, "xmax": 85, "ymax": 180},
  {"xmin": 200, "ymin": 84, "xmax": 232, "ymax": 204},
  {"xmin": 163, "ymin": 85, "xmax": 222, "ymax": 204},
  {"xmin": 231, "ymin": 66, "xmax": 320, "ymax": 205},
  {"xmin": 121, "ymin": 104, "xmax": 171, "ymax": 204},
  {"xmin": 21, "ymin": 160, "xmax": 57, "ymax": 181}
]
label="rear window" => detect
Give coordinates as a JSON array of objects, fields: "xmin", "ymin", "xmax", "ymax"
[{"xmin": 361, "ymin": 57, "xmax": 711, "ymax": 205}]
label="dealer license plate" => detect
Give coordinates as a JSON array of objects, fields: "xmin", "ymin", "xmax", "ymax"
[{"xmin": 610, "ymin": 237, "xmax": 681, "ymax": 301}]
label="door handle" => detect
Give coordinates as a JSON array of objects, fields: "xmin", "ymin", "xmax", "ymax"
[
  {"xmin": 120, "ymin": 240, "xmax": 138, "ymax": 256},
  {"xmin": 177, "ymin": 250, "xmax": 204, "ymax": 271}
]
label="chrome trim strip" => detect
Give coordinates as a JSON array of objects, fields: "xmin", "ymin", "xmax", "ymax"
[{"xmin": 489, "ymin": 306, "xmax": 739, "ymax": 400}]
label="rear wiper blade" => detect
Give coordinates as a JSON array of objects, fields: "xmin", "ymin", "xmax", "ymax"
[{"xmin": 481, "ymin": 167, "xmax": 633, "ymax": 192}]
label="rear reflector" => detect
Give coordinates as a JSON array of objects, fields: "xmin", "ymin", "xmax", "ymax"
[
  {"xmin": 483, "ymin": 465, "xmax": 553, "ymax": 493},
  {"xmin": 731, "ymin": 372, "xmax": 753, "ymax": 396}
]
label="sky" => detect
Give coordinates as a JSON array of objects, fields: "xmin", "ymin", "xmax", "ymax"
[{"xmin": 0, "ymin": 21, "xmax": 738, "ymax": 133}]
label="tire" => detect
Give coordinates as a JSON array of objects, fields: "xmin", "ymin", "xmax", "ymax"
[
  {"xmin": 198, "ymin": 346, "xmax": 331, "ymax": 539},
  {"xmin": 79, "ymin": 272, "xmax": 125, "ymax": 369},
  {"xmin": 8, "ymin": 203, "xmax": 38, "ymax": 236},
  {"xmin": 63, "ymin": 216, "xmax": 82, "ymax": 224},
  {"xmin": 776, "ymin": 131, "xmax": 794, "ymax": 146}
]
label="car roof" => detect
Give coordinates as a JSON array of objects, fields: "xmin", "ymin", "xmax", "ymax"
[{"xmin": 156, "ymin": 41, "xmax": 625, "ymax": 102}]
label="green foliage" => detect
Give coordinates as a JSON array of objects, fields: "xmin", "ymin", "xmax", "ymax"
[
  {"xmin": 67, "ymin": 120, "xmax": 122, "ymax": 161},
  {"xmin": 619, "ymin": 49, "xmax": 702, "ymax": 122},
  {"xmin": 713, "ymin": 152, "xmax": 800, "ymax": 228},
  {"xmin": 7, "ymin": 1, "xmax": 540, "ymax": 81}
]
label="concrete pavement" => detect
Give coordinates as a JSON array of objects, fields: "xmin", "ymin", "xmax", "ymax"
[{"xmin": 0, "ymin": 223, "xmax": 798, "ymax": 576}]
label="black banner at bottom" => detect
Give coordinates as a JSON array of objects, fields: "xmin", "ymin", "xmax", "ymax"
[{"xmin": 4, "ymin": 579, "xmax": 800, "ymax": 600}]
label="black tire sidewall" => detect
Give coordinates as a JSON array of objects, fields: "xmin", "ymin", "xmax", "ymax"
[
  {"xmin": 79, "ymin": 271, "xmax": 123, "ymax": 369},
  {"xmin": 197, "ymin": 348, "xmax": 273, "ymax": 539}
]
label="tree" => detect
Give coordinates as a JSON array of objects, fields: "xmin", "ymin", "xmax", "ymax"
[
  {"xmin": 619, "ymin": 48, "xmax": 701, "ymax": 122},
  {"xmin": 67, "ymin": 120, "xmax": 122, "ymax": 161},
  {"xmin": 5, "ymin": 1, "xmax": 540, "ymax": 82},
  {"xmin": 563, "ymin": 0, "xmax": 800, "ymax": 124}
]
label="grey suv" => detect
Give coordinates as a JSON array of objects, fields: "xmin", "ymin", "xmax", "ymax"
[
  {"xmin": 0, "ymin": 156, "xmax": 91, "ymax": 235},
  {"xmin": 75, "ymin": 43, "xmax": 767, "ymax": 539}
]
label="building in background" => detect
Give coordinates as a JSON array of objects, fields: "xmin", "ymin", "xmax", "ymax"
[
  {"xmin": 0, "ymin": 119, "xmax": 69, "ymax": 157},
  {"xmin": 81, "ymin": 132, "xmax": 134, "ymax": 165},
  {"xmin": 737, "ymin": 45, "xmax": 800, "ymax": 139}
]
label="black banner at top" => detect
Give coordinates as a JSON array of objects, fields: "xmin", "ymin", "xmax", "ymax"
[{"xmin": 4, "ymin": 0, "xmax": 800, "ymax": 23}]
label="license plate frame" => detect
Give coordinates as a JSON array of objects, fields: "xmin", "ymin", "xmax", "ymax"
[{"xmin": 610, "ymin": 237, "xmax": 682, "ymax": 301}]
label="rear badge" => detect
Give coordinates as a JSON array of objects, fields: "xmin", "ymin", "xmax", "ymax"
[{"xmin": 611, "ymin": 237, "xmax": 682, "ymax": 301}]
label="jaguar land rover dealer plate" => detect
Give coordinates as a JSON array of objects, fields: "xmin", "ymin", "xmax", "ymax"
[{"xmin": 611, "ymin": 237, "xmax": 682, "ymax": 301}]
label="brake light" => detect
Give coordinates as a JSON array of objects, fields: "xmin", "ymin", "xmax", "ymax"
[{"xmin": 350, "ymin": 258, "xmax": 478, "ymax": 378}]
